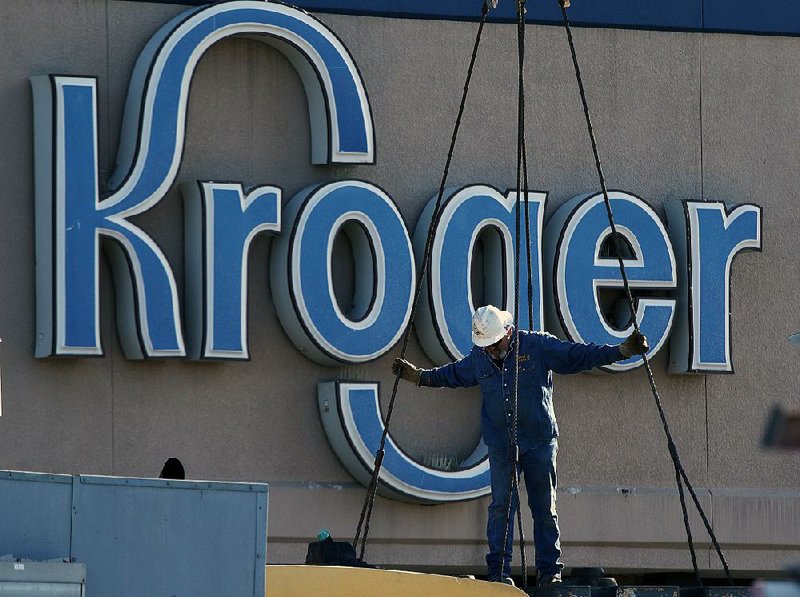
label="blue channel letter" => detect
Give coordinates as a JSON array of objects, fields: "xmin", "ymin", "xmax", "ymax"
[
  {"xmin": 546, "ymin": 192, "xmax": 677, "ymax": 372},
  {"xmin": 413, "ymin": 185, "xmax": 546, "ymax": 364}
]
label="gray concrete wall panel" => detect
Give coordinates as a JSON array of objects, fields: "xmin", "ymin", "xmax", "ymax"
[{"xmin": 701, "ymin": 33, "xmax": 800, "ymax": 491}]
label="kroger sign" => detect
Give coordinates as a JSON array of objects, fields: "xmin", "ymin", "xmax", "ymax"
[{"xmin": 30, "ymin": 2, "xmax": 761, "ymax": 502}]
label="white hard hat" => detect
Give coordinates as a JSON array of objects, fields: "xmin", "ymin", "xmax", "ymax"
[{"xmin": 471, "ymin": 305, "xmax": 513, "ymax": 347}]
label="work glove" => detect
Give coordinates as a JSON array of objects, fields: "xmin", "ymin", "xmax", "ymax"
[
  {"xmin": 619, "ymin": 330, "xmax": 649, "ymax": 358},
  {"xmin": 392, "ymin": 358, "xmax": 422, "ymax": 385}
]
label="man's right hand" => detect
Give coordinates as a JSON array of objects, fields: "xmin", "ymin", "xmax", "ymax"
[{"xmin": 392, "ymin": 358, "xmax": 422, "ymax": 385}]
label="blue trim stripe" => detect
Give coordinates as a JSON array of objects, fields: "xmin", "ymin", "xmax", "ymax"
[
  {"xmin": 296, "ymin": 0, "xmax": 703, "ymax": 31},
  {"xmin": 131, "ymin": 1, "xmax": 800, "ymax": 37},
  {"xmin": 702, "ymin": 0, "xmax": 800, "ymax": 36}
]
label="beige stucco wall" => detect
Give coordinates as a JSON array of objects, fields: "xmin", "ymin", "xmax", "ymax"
[{"xmin": 0, "ymin": 0, "xmax": 796, "ymax": 576}]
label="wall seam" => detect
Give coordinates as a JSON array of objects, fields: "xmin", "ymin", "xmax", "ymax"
[
  {"xmin": 105, "ymin": 0, "xmax": 116, "ymax": 477},
  {"xmin": 696, "ymin": 0, "xmax": 708, "ymax": 478},
  {"xmin": 699, "ymin": 2, "xmax": 713, "ymax": 553},
  {"xmin": 700, "ymin": 7, "xmax": 710, "ymax": 488}
]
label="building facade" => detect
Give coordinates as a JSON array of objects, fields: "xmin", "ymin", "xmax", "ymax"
[{"xmin": 0, "ymin": 0, "xmax": 798, "ymax": 579}]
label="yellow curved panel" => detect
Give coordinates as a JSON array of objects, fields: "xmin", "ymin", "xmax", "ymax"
[{"xmin": 265, "ymin": 565, "xmax": 526, "ymax": 597}]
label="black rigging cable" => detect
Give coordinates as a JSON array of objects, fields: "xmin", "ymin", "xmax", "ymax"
[
  {"xmin": 499, "ymin": 0, "xmax": 533, "ymax": 589},
  {"xmin": 554, "ymin": 0, "xmax": 733, "ymax": 585},
  {"xmin": 352, "ymin": 1, "xmax": 492, "ymax": 561}
]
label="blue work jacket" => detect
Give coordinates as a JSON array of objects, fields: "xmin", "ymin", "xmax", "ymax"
[{"xmin": 420, "ymin": 330, "xmax": 623, "ymax": 451}]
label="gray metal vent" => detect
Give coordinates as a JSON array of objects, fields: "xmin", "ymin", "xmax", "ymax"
[{"xmin": 0, "ymin": 561, "xmax": 85, "ymax": 596}]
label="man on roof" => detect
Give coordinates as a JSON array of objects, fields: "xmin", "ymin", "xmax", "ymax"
[{"xmin": 393, "ymin": 304, "xmax": 648, "ymax": 587}]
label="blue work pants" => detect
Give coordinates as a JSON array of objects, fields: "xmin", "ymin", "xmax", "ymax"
[{"xmin": 485, "ymin": 439, "xmax": 563, "ymax": 579}]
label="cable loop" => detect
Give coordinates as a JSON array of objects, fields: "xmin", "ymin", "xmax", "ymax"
[{"xmin": 499, "ymin": 0, "xmax": 531, "ymax": 587}]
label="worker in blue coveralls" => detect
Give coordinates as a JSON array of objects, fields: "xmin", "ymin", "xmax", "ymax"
[{"xmin": 393, "ymin": 305, "xmax": 648, "ymax": 587}]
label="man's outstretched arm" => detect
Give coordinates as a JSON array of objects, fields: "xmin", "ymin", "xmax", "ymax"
[
  {"xmin": 540, "ymin": 330, "xmax": 649, "ymax": 374},
  {"xmin": 393, "ymin": 353, "xmax": 479, "ymax": 388}
]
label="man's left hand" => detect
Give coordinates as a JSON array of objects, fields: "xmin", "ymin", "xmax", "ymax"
[
  {"xmin": 392, "ymin": 358, "xmax": 422, "ymax": 385},
  {"xmin": 620, "ymin": 330, "xmax": 649, "ymax": 358}
]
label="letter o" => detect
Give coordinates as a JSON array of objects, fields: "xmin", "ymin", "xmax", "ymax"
[{"xmin": 270, "ymin": 181, "xmax": 415, "ymax": 364}]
